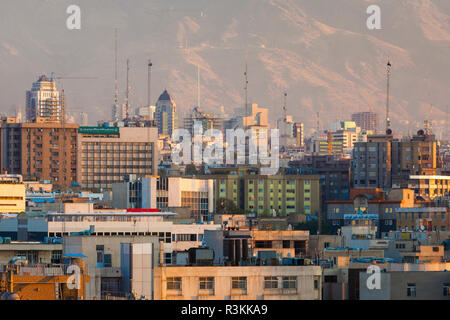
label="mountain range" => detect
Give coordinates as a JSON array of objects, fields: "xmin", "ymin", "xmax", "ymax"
[{"xmin": 0, "ymin": 0, "xmax": 449, "ymax": 137}]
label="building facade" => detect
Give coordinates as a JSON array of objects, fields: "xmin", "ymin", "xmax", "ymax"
[
  {"xmin": 112, "ymin": 176, "xmax": 214, "ymax": 222},
  {"xmin": 76, "ymin": 126, "xmax": 158, "ymax": 189},
  {"xmin": 203, "ymin": 168, "xmax": 320, "ymax": 217},
  {"xmin": 154, "ymin": 265, "xmax": 322, "ymax": 300},
  {"xmin": 0, "ymin": 117, "xmax": 78, "ymax": 187},
  {"xmin": 0, "ymin": 174, "xmax": 25, "ymax": 213}
]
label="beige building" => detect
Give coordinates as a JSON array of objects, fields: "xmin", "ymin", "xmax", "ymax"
[
  {"xmin": 0, "ymin": 174, "xmax": 25, "ymax": 213},
  {"xmin": 77, "ymin": 126, "xmax": 159, "ymax": 189},
  {"xmin": 154, "ymin": 265, "xmax": 322, "ymax": 300}
]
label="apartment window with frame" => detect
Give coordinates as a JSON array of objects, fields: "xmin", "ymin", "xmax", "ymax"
[
  {"xmin": 167, "ymin": 277, "xmax": 182, "ymax": 290},
  {"xmin": 407, "ymin": 283, "xmax": 416, "ymax": 297},
  {"xmin": 232, "ymin": 277, "xmax": 247, "ymax": 289},
  {"xmin": 199, "ymin": 277, "xmax": 214, "ymax": 290},
  {"xmin": 282, "ymin": 276, "xmax": 297, "ymax": 289},
  {"xmin": 264, "ymin": 276, "xmax": 279, "ymax": 289}
]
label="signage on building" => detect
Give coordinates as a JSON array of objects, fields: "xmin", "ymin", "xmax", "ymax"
[
  {"xmin": 78, "ymin": 126, "xmax": 119, "ymax": 135},
  {"xmin": 343, "ymin": 214, "xmax": 378, "ymax": 220}
]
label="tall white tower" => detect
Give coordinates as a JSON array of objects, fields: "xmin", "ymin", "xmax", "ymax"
[{"xmin": 26, "ymin": 75, "xmax": 63, "ymax": 123}]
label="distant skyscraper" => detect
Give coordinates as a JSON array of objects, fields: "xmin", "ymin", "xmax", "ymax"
[
  {"xmin": 351, "ymin": 112, "xmax": 379, "ymax": 133},
  {"xmin": 155, "ymin": 90, "xmax": 178, "ymax": 136},
  {"xmin": 26, "ymin": 75, "xmax": 64, "ymax": 123}
]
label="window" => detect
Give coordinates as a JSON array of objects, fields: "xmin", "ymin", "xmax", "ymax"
[
  {"xmin": 232, "ymin": 277, "xmax": 247, "ymax": 289},
  {"xmin": 167, "ymin": 277, "xmax": 182, "ymax": 290},
  {"xmin": 96, "ymin": 245, "xmax": 104, "ymax": 264},
  {"xmin": 255, "ymin": 241, "xmax": 272, "ymax": 248},
  {"xmin": 443, "ymin": 283, "xmax": 450, "ymax": 297},
  {"xmin": 165, "ymin": 253, "xmax": 172, "ymax": 264},
  {"xmin": 264, "ymin": 276, "xmax": 279, "ymax": 289},
  {"xmin": 282, "ymin": 276, "xmax": 297, "ymax": 289},
  {"xmin": 199, "ymin": 277, "xmax": 214, "ymax": 290},
  {"xmin": 324, "ymin": 275, "xmax": 337, "ymax": 283},
  {"xmin": 407, "ymin": 283, "xmax": 416, "ymax": 297},
  {"xmin": 51, "ymin": 250, "xmax": 62, "ymax": 264},
  {"xmin": 282, "ymin": 240, "xmax": 291, "ymax": 248}
]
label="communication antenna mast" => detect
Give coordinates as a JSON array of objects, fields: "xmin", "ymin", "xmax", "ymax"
[
  {"xmin": 283, "ymin": 92, "xmax": 287, "ymax": 121},
  {"xmin": 386, "ymin": 60, "xmax": 392, "ymax": 134},
  {"xmin": 111, "ymin": 29, "xmax": 120, "ymax": 121},
  {"xmin": 197, "ymin": 64, "xmax": 201, "ymax": 109},
  {"xmin": 316, "ymin": 112, "xmax": 320, "ymax": 133},
  {"xmin": 148, "ymin": 59, "xmax": 152, "ymax": 107},
  {"xmin": 244, "ymin": 59, "xmax": 248, "ymax": 128},
  {"xmin": 115, "ymin": 30, "xmax": 118, "ymax": 107},
  {"xmin": 125, "ymin": 58, "xmax": 130, "ymax": 119}
]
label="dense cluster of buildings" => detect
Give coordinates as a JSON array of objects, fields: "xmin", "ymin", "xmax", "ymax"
[{"xmin": 0, "ymin": 75, "xmax": 448, "ymax": 300}]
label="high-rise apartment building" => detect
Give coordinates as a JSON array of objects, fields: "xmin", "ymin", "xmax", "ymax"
[
  {"xmin": 352, "ymin": 130, "xmax": 440, "ymax": 190},
  {"xmin": 201, "ymin": 167, "xmax": 320, "ymax": 217},
  {"xmin": 0, "ymin": 117, "xmax": 78, "ymax": 187},
  {"xmin": 77, "ymin": 126, "xmax": 158, "ymax": 189},
  {"xmin": 155, "ymin": 90, "xmax": 178, "ymax": 137},
  {"xmin": 26, "ymin": 75, "xmax": 64, "ymax": 123}
]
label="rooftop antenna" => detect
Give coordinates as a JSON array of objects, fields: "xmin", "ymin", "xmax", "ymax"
[
  {"xmin": 148, "ymin": 59, "xmax": 152, "ymax": 106},
  {"xmin": 283, "ymin": 92, "xmax": 287, "ymax": 121},
  {"xmin": 125, "ymin": 58, "xmax": 130, "ymax": 119},
  {"xmin": 385, "ymin": 60, "xmax": 392, "ymax": 134}
]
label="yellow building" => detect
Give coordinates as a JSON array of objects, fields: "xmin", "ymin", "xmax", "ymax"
[{"xmin": 0, "ymin": 175, "xmax": 25, "ymax": 213}]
